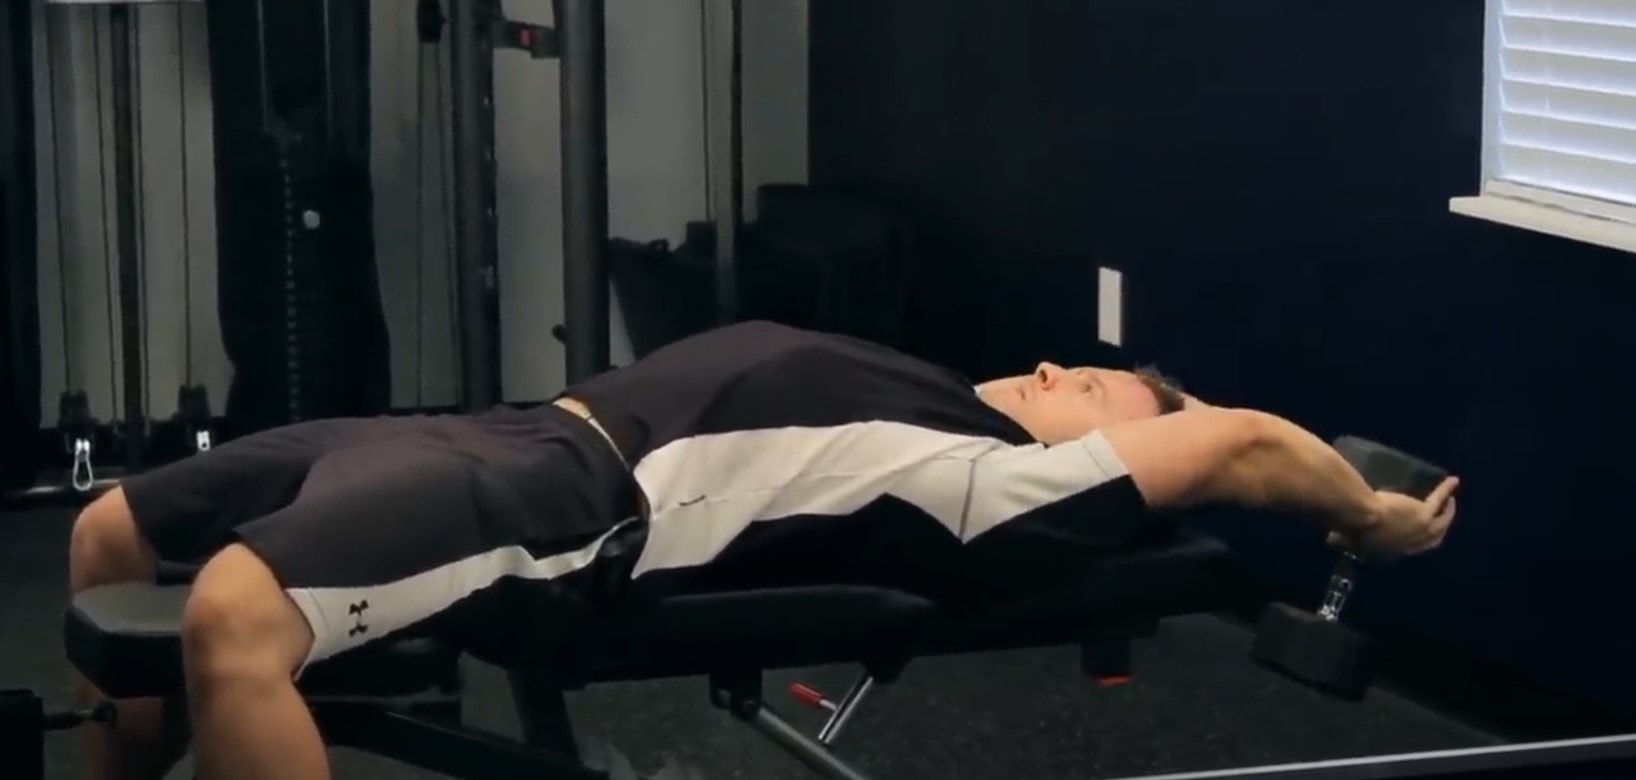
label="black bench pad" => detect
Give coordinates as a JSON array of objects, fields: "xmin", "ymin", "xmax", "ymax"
[
  {"xmin": 66, "ymin": 531, "xmax": 1234, "ymax": 699},
  {"xmin": 63, "ymin": 584, "xmax": 459, "ymax": 700},
  {"xmin": 577, "ymin": 530, "xmax": 1234, "ymax": 683}
]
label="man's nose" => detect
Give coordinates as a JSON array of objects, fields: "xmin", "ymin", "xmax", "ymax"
[{"xmin": 1035, "ymin": 362, "xmax": 1066, "ymax": 387}]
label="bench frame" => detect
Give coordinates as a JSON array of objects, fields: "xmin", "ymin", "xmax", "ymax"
[{"xmin": 302, "ymin": 624, "xmax": 1147, "ymax": 780}]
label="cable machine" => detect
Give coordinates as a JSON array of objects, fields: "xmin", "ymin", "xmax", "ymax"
[
  {"xmin": 9, "ymin": 0, "xmax": 377, "ymax": 504},
  {"xmin": 19, "ymin": 0, "xmax": 163, "ymax": 501},
  {"xmin": 8, "ymin": 0, "xmax": 741, "ymax": 502}
]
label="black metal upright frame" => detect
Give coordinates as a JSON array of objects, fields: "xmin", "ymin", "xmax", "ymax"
[
  {"xmin": 448, "ymin": 0, "xmax": 503, "ymax": 408},
  {"xmin": 449, "ymin": 0, "xmax": 612, "ymax": 398},
  {"xmin": 704, "ymin": 0, "xmax": 743, "ymax": 327},
  {"xmin": 448, "ymin": 0, "xmax": 614, "ymax": 401},
  {"xmin": 449, "ymin": 0, "xmax": 742, "ymax": 396},
  {"xmin": 106, "ymin": 4, "xmax": 145, "ymax": 471},
  {"xmin": 0, "ymin": 0, "xmax": 43, "ymax": 491},
  {"xmin": 556, "ymin": 0, "xmax": 609, "ymax": 386}
]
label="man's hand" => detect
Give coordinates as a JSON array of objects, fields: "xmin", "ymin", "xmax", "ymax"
[{"xmin": 1327, "ymin": 476, "xmax": 1460, "ymax": 558}]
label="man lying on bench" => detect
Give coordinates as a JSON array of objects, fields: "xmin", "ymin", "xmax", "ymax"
[{"xmin": 66, "ymin": 320, "xmax": 1458, "ymax": 780}]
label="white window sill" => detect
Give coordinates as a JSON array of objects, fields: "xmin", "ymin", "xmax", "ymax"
[{"xmin": 1449, "ymin": 182, "xmax": 1636, "ymax": 256}]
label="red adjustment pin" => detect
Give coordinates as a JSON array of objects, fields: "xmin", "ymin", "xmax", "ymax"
[
  {"xmin": 788, "ymin": 682, "xmax": 839, "ymax": 712},
  {"xmin": 1093, "ymin": 675, "xmax": 1133, "ymax": 688},
  {"xmin": 519, "ymin": 28, "xmax": 533, "ymax": 47}
]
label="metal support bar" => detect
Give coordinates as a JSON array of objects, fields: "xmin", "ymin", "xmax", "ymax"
[
  {"xmin": 744, "ymin": 704, "xmax": 874, "ymax": 780},
  {"xmin": 817, "ymin": 674, "xmax": 874, "ymax": 746},
  {"xmin": 108, "ymin": 5, "xmax": 145, "ymax": 469},
  {"xmin": 556, "ymin": 0, "xmax": 609, "ymax": 385},
  {"xmin": 713, "ymin": 671, "xmax": 874, "ymax": 780},
  {"xmin": 449, "ymin": 0, "xmax": 502, "ymax": 410},
  {"xmin": 702, "ymin": 0, "xmax": 742, "ymax": 324}
]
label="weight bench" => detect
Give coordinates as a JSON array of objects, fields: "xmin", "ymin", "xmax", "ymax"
[{"xmin": 63, "ymin": 529, "xmax": 1238, "ymax": 780}]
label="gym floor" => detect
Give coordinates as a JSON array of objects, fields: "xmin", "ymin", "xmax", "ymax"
[{"xmin": 2, "ymin": 506, "xmax": 1494, "ymax": 780}]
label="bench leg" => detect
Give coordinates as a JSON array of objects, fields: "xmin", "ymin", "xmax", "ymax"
[
  {"xmin": 509, "ymin": 669, "xmax": 582, "ymax": 760},
  {"xmin": 1, "ymin": 690, "xmax": 120, "ymax": 780},
  {"xmin": 0, "ymin": 690, "xmax": 45, "ymax": 780}
]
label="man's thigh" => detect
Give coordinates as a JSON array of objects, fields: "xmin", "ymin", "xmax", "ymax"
[
  {"xmin": 120, "ymin": 417, "xmax": 418, "ymax": 564},
  {"xmin": 230, "ymin": 426, "xmax": 639, "ymax": 669}
]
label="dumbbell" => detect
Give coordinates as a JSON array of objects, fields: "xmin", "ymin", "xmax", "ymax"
[{"xmin": 1249, "ymin": 436, "xmax": 1450, "ymax": 701}]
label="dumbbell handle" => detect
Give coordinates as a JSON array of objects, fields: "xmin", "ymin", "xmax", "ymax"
[{"xmin": 1317, "ymin": 552, "xmax": 1363, "ymax": 622}]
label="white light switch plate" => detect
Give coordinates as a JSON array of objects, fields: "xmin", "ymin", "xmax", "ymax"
[{"xmin": 1098, "ymin": 267, "xmax": 1123, "ymax": 347}]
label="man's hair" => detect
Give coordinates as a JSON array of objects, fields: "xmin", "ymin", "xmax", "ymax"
[{"xmin": 1133, "ymin": 365, "xmax": 1187, "ymax": 416}]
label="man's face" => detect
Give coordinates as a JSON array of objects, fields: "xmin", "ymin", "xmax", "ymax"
[{"xmin": 977, "ymin": 363, "xmax": 1163, "ymax": 444}]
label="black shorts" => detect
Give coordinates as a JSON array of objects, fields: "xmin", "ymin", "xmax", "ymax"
[{"xmin": 121, "ymin": 406, "xmax": 642, "ymax": 669}]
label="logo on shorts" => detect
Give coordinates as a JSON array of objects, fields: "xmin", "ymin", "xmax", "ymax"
[
  {"xmin": 348, "ymin": 601, "xmax": 370, "ymax": 637},
  {"xmin": 678, "ymin": 495, "xmax": 707, "ymax": 507}
]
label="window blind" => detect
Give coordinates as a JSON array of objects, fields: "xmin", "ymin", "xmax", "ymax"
[{"xmin": 1489, "ymin": 0, "xmax": 1636, "ymax": 207}]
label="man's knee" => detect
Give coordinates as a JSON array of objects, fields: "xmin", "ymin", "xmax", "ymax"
[
  {"xmin": 182, "ymin": 544, "xmax": 314, "ymax": 684},
  {"xmin": 69, "ymin": 487, "xmax": 156, "ymax": 592}
]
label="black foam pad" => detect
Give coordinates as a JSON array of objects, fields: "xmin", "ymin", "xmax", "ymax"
[
  {"xmin": 64, "ymin": 583, "xmax": 459, "ymax": 700},
  {"xmin": 575, "ymin": 530, "xmax": 1234, "ymax": 685},
  {"xmin": 67, "ymin": 531, "xmax": 1237, "ymax": 698}
]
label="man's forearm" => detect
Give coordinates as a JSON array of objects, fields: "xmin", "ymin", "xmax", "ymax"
[{"xmin": 1213, "ymin": 411, "xmax": 1383, "ymax": 535}]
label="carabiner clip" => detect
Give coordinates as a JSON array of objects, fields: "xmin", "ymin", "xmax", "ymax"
[{"xmin": 71, "ymin": 437, "xmax": 95, "ymax": 493}]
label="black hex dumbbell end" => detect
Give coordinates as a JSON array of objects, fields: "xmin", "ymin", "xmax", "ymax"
[{"xmin": 1251, "ymin": 602, "xmax": 1375, "ymax": 701}]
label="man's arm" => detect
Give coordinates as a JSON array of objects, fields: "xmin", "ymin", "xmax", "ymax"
[
  {"xmin": 961, "ymin": 408, "xmax": 1377, "ymax": 541},
  {"xmin": 1098, "ymin": 408, "xmax": 1384, "ymax": 536}
]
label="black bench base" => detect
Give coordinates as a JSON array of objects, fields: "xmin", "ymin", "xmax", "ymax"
[{"xmin": 58, "ymin": 532, "xmax": 1238, "ymax": 780}]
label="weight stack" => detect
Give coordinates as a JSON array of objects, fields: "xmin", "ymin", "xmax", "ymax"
[{"xmin": 206, "ymin": 0, "xmax": 390, "ymax": 437}]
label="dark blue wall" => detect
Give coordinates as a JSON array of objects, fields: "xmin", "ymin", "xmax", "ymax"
[{"xmin": 811, "ymin": 0, "xmax": 1636, "ymax": 718}]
